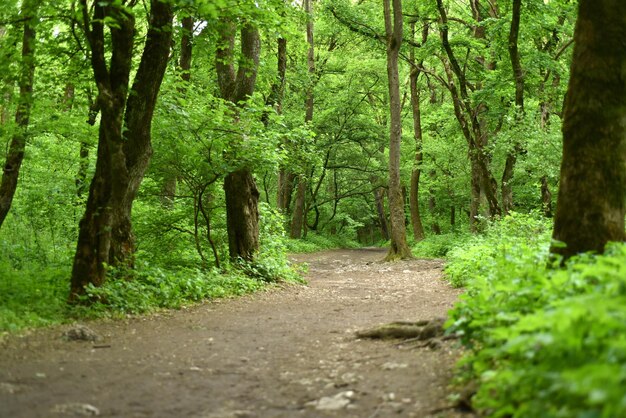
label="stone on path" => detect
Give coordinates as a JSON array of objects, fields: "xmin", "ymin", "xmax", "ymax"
[{"xmin": 306, "ymin": 390, "xmax": 355, "ymax": 410}]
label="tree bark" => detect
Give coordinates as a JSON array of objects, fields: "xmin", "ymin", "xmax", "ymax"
[
  {"xmin": 0, "ymin": 0, "xmax": 37, "ymax": 229},
  {"xmin": 109, "ymin": 0, "xmax": 174, "ymax": 265},
  {"xmin": 70, "ymin": 0, "xmax": 173, "ymax": 300},
  {"xmin": 290, "ymin": 177, "xmax": 306, "ymax": 239},
  {"xmin": 290, "ymin": 0, "xmax": 315, "ymax": 239},
  {"xmin": 501, "ymin": 0, "xmax": 524, "ymax": 215},
  {"xmin": 428, "ymin": 170, "xmax": 442, "ymax": 235},
  {"xmin": 383, "ymin": 0, "xmax": 412, "ymax": 260},
  {"xmin": 224, "ymin": 169, "xmax": 260, "ymax": 260},
  {"xmin": 437, "ymin": 0, "xmax": 501, "ymax": 225},
  {"xmin": 374, "ymin": 186, "xmax": 390, "ymax": 241},
  {"xmin": 216, "ymin": 20, "xmax": 262, "ymax": 260},
  {"xmin": 408, "ymin": 20, "xmax": 427, "ymax": 242},
  {"xmin": 540, "ymin": 175, "xmax": 553, "ymax": 218},
  {"xmin": 551, "ymin": 0, "xmax": 626, "ymax": 261}
]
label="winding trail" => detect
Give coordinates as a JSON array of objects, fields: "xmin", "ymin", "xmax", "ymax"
[{"xmin": 0, "ymin": 248, "xmax": 465, "ymax": 417}]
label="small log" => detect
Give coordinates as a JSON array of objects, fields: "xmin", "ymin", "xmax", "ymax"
[{"xmin": 356, "ymin": 317, "xmax": 446, "ymax": 340}]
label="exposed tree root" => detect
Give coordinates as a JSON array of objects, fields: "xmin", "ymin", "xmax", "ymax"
[{"xmin": 356, "ymin": 317, "xmax": 445, "ymax": 340}]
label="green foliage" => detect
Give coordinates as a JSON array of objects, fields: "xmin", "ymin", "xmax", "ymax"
[
  {"xmin": 446, "ymin": 214, "xmax": 626, "ymax": 417},
  {"xmin": 0, "ymin": 259, "xmax": 69, "ymax": 335},
  {"xmin": 284, "ymin": 232, "xmax": 361, "ymax": 253},
  {"xmin": 445, "ymin": 212, "xmax": 551, "ymax": 287},
  {"xmin": 77, "ymin": 265, "xmax": 266, "ymax": 317},
  {"xmin": 410, "ymin": 232, "xmax": 472, "ymax": 259}
]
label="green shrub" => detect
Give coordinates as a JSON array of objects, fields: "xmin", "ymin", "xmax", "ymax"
[
  {"xmin": 0, "ymin": 260, "xmax": 70, "ymax": 334},
  {"xmin": 411, "ymin": 232, "xmax": 472, "ymax": 259},
  {"xmin": 445, "ymin": 212, "xmax": 626, "ymax": 417},
  {"xmin": 284, "ymin": 231, "xmax": 361, "ymax": 253}
]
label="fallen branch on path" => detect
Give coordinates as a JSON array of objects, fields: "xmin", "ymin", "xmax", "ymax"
[
  {"xmin": 356, "ymin": 317, "xmax": 458, "ymax": 349},
  {"xmin": 356, "ymin": 317, "xmax": 446, "ymax": 340}
]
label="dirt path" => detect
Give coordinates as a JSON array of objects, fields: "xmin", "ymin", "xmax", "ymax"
[{"xmin": 0, "ymin": 248, "xmax": 466, "ymax": 418}]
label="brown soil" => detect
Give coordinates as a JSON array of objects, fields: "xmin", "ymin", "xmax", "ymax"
[{"xmin": 0, "ymin": 248, "xmax": 469, "ymax": 418}]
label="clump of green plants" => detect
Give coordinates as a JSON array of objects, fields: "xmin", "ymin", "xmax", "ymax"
[
  {"xmin": 0, "ymin": 259, "xmax": 70, "ymax": 334},
  {"xmin": 284, "ymin": 231, "xmax": 361, "ymax": 253},
  {"xmin": 445, "ymin": 212, "xmax": 626, "ymax": 417},
  {"xmin": 411, "ymin": 232, "xmax": 472, "ymax": 259},
  {"xmin": 445, "ymin": 211, "xmax": 551, "ymax": 287},
  {"xmin": 76, "ymin": 265, "xmax": 267, "ymax": 317}
]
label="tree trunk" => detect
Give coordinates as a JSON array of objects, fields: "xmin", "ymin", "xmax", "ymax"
[
  {"xmin": 70, "ymin": 0, "xmax": 173, "ymax": 300},
  {"xmin": 290, "ymin": 0, "xmax": 315, "ymax": 239},
  {"xmin": 374, "ymin": 186, "xmax": 390, "ymax": 241},
  {"xmin": 540, "ymin": 175, "xmax": 553, "ymax": 218},
  {"xmin": 109, "ymin": 2, "xmax": 173, "ymax": 265},
  {"xmin": 224, "ymin": 169, "xmax": 260, "ymax": 260},
  {"xmin": 428, "ymin": 170, "xmax": 442, "ymax": 235},
  {"xmin": 290, "ymin": 177, "xmax": 306, "ymax": 239},
  {"xmin": 383, "ymin": 0, "xmax": 412, "ymax": 260},
  {"xmin": 270, "ymin": 37, "xmax": 291, "ymax": 213},
  {"xmin": 501, "ymin": 0, "xmax": 524, "ymax": 215},
  {"xmin": 408, "ymin": 21, "xmax": 427, "ymax": 242},
  {"xmin": 0, "ymin": 0, "xmax": 37, "ymax": 229},
  {"xmin": 437, "ymin": 0, "xmax": 501, "ymax": 223},
  {"xmin": 277, "ymin": 170, "xmax": 295, "ymax": 212},
  {"xmin": 215, "ymin": 20, "xmax": 261, "ymax": 260},
  {"xmin": 551, "ymin": 0, "xmax": 626, "ymax": 261}
]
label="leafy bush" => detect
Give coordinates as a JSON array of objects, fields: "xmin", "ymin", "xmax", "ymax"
[
  {"xmin": 284, "ymin": 231, "xmax": 361, "ymax": 253},
  {"xmin": 0, "ymin": 260, "xmax": 70, "ymax": 334},
  {"xmin": 411, "ymin": 232, "xmax": 472, "ymax": 259},
  {"xmin": 445, "ymin": 213, "xmax": 626, "ymax": 417},
  {"xmin": 77, "ymin": 266, "xmax": 267, "ymax": 316}
]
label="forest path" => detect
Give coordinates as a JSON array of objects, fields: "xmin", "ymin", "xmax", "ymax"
[{"xmin": 0, "ymin": 248, "xmax": 467, "ymax": 418}]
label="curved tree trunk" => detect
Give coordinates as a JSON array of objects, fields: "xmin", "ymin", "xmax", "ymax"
[
  {"xmin": 0, "ymin": 0, "xmax": 37, "ymax": 229},
  {"xmin": 501, "ymin": 0, "xmax": 524, "ymax": 215},
  {"xmin": 290, "ymin": 0, "xmax": 315, "ymax": 239},
  {"xmin": 70, "ymin": 0, "xmax": 173, "ymax": 300},
  {"xmin": 383, "ymin": 0, "xmax": 412, "ymax": 260},
  {"xmin": 216, "ymin": 21, "xmax": 261, "ymax": 260},
  {"xmin": 110, "ymin": 0, "xmax": 174, "ymax": 265},
  {"xmin": 408, "ymin": 20, "xmax": 427, "ymax": 242},
  {"xmin": 551, "ymin": 0, "xmax": 626, "ymax": 261}
]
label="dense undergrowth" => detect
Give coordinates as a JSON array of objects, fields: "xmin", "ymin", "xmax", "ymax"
[
  {"xmin": 0, "ymin": 203, "xmax": 366, "ymax": 336},
  {"xmin": 444, "ymin": 212, "xmax": 626, "ymax": 417}
]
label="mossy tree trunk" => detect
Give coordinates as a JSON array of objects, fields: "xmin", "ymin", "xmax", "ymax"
[
  {"xmin": 383, "ymin": 0, "xmax": 412, "ymax": 260},
  {"xmin": 70, "ymin": 0, "xmax": 173, "ymax": 300},
  {"xmin": 215, "ymin": 20, "xmax": 261, "ymax": 261},
  {"xmin": 551, "ymin": 0, "xmax": 626, "ymax": 261}
]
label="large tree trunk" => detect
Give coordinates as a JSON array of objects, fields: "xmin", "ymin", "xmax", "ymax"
[
  {"xmin": 383, "ymin": 0, "xmax": 412, "ymax": 260},
  {"xmin": 110, "ymin": 0, "xmax": 174, "ymax": 265},
  {"xmin": 551, "ymin": 0, "xmax": 626, "ymax": 261},
  {"xmin": 70, "ymin": 0, "xmax": 173, "ymax": 300},
  {"xmin": 224, "ymin": 170, "xmax": 260, "ymax": 260},
  {"xmin": 216, "ymin": 21, "xmax": 261, "ymax": 260},
  {"xmin": 437, "ymin": 0, "xmax": 501, "ymax": 225},
  {"xmin": 0, "ymin": 0, "xmax": 37, "ymax": 229}
]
